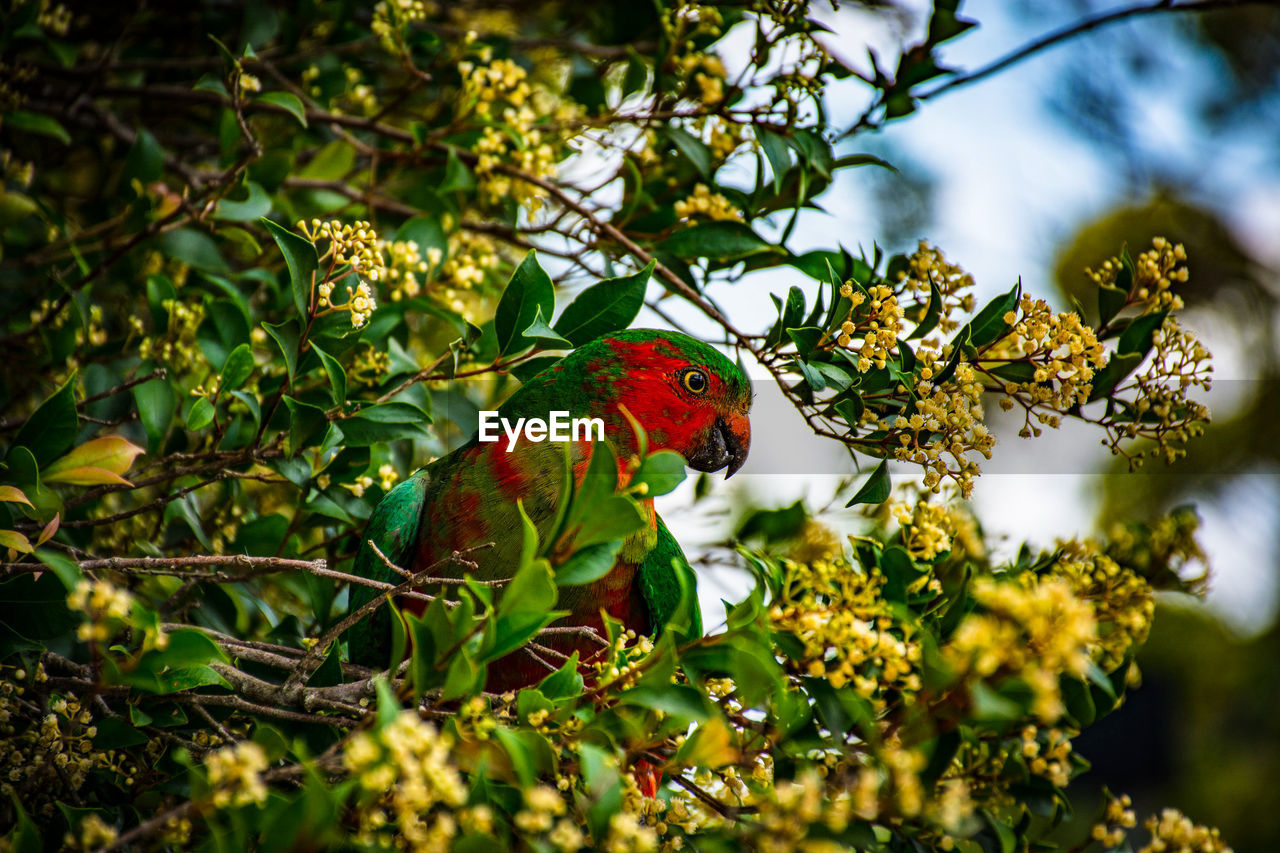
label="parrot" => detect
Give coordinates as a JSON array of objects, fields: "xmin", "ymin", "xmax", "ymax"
[{"xmin": 345, "ymin": 328, "xmax": 752, "ymax": 694}]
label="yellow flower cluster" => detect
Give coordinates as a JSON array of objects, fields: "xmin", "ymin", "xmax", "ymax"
[
  {"xmin": 36, "ymin": 0, "xmax": 72, "ymax": 36},
  {"xmin": 371, "ymin": 0, "xmax": 428, "ymax": 53},
  {"xmin": 896, "ymin": 241, "xmax": 977, "ymax": 337},
  {"xmin": 893, "ymin": 498, "xmax": 954, "ymax": 561},
  {"xmin": 66, "ymin": 813, "xmax": 118, "ymax": 850},
  {"xmin": 460, "ymin": 57, "xmax": 532, "ymax": 117},
  {"xmin": 662, "ymin": 4, "xmax": 726, "ymax": 104},
  {"xmin": 299, "ymin": 218, "xmax": 386, "ymax": 282},
  {"xmin": 1112, "ymin": 316, "xmax": 1211, "ymax": 465},
  {"xmin": 1018, "ymin": 725, "xmax": 1074, "ymax": 788},
  {"xmin": 472, "ymin": 122, "xmax": 558, "ymax": 210},
  {"xmin": 377, "ymin": 464, "xmax": 398, "ymax": 491},
  {"xmin": 381, "ymin": 238, "xmax": 436, "ymax": 301},
  {"xmin": 836, "ymin": 284, "xmax": 902, "ymax": 370},
  {"xmin": 785, "ymin": 518, "xmax": 842, "ymax": 564},
  {"xmin": 1087, "ymin": 237, "xmax": 1189, "ymax": 316},
  {"xmin": 1053, "ymin": 540, "xmax": 1155, "ymax": 672},
  {"xmin": 884, "ymin": 358, "xmax": 994, "ymax": 496},
  {"xmin": 437, "ymin": 230, "xmax": 502, "ymax": 313},
  {"xmin": 67, "ymin": 578, "xmax": 134, "ymax": 643},
  {"xmin": 318, "ymin": 278, "xmax": 378, "ymax": 328},
  {"xmin": 1106, "ymin": 508, "xmax": 1208, "ymax": 593},
  {"xmin": 138, "ymin": 298, "xmax": 205, "ymax": 366},
  {"xmin": 343, "ymin": 710, "xmax": 467, "ymax": 851},
  {"xmin": 990, "ymin": 296, "xmax": 1107, "ymax": 434},
  {"xmin": 205, "ymin": 740, "xmax": 269, "ymax": 808},
  {"xmin": 946, "ymin": 576, "xmax": 1096, "ymax": 722},
  {"xmin": 673, "ymin": 183, "xmax": 743, "ymax": 222},
  {"xmin": 0, "ymin": 683, "xmax": 140, "ymax": 817},
  {"xmin": 1139, "ymin": 808, "xmax": 1232, "ymax": 853},
  {"xmin": 351, "ymin": 344, "xmax": 393, "ymax": 383},
  {"xmin": 1091, "ymin": 792, "xmax": 1137, "ymax": 848},
  {"xmin": 770, "ymin": 557, "xmax": 923, "ymax": 704},
  {"xmin": 342, "ymin": 474, "xmax": 375, "ymax": 498}
]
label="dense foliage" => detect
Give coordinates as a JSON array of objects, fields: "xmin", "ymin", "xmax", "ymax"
[{"xmin": 0, "ymin": 1, "xmax": 1229, "ymax": 851}]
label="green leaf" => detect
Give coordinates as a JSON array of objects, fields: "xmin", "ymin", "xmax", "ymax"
[
  {"xmin": 737, "ymin": 500, "xmax": 807, "ymax": 542},
  {"xmin": 1118, "ymin": 310, "xmax": 1166, "ymax": 356},
  {"xmin": 521, "ymin": 306, "xmax": 573, "ymax": 350},
  {"xmin": 908, "ymin": 276, "xmax": 944, "ymax": 340},
  {"xmin": 986, "ymin": 361, "xmax": 1037, "ymax": 385},
  {"xmin": 620, "ymin": 684, "xmax": 711, "ymax": 721},
  {"xmin": 35, "ymin": 549, "xmax": 82, "ymax": 590},
  {"xmin": 846, "ymin": 459, "xmax": 890, "ymax": 506},
  {"xmin": 500, "ymin": 562, "xmax": 557, "ymax": 620},
  {"xmin": 632, "ymin": 450, "xmax": 687, "ymax": 497},
  {"xmin": 256, "ymin": 91, "xmax": 308, "ymax": 126},
  {"xmin": 1097, "ymin": 282, "xmax": 1128, "ymax": 327},
  {"xmin": 263, "ymin": 319, "xmax": 301, "ymax": 382},
  {"xmin": 440, "ymin": 147, "xmax": 475, "ymax": 193},
  {"xmin": 538, "ymin": 652, "xmax": 584, "ymax": 698},
  {"xmin": 11, "ymin": 371, "xmax": 78, "ymax": 466},
  {"xmin": 553, "ymin": 261, "xmax": 653, "ymax": 345},
  {"xmin": 124, "ymin": 128, "xmax": 164, "ymax": 183},
  {"xmin": 299, "ymin": 140, "xmax": 355, "ymax": 181},
  {"xmin": 156, "ymin": 228, "xmax": 230, "ymax": 273},
  {"xmin": 666, "ymin": 126, "xmax": 714, "ymax": 179},
  {"xmin": 555, "ymin": 540, "xmax": 623, "ymax": 586},
  {"xmin": 956, "ymin": 281, "xmax": 1020, "ymax": 349},
  {"xmin": 213, "ymin": 180, "xmax": 272, "ymax": 221},
  {"xmin": 5, "ymin": 111, "xmax": 70, "ymax": 144},
  {"xmin": 494, "ymin": 250, "xmax": 555, "ymax": 356},
  {"xmin": 1087, "ymin": 352, "xmax": 1142, "ymax": 403},
  {"xmin": 756, "ymin": 127, "xmax": 791, "ymax": 193},
  {"xmin": 284, "ymin": 396, "xmax": 328, "ymax": 454},
  {"xmin": 131, "ymin": 371, "xmax": 177, "ymax": 453},
  {"xmin": 220, "ymin": 343, "xmax": 255, "ymax": 390},
  {"xmin": 311, "ymin": 343, "xmax": 347, "ymax": 406},
  {"xmin": 657, "ymin": 221, "xmax": 778, "ymax": 263},
  {"xmin": 261, "ymin": 217, "xmax": 319, "ymax": 318},
  {"xmin": 338, "ymin": 402, "xmax": 432, "ymax": 446},
  {"xmin": 186, "ymin": 396, "xmax": 215, "ymax": 431}
]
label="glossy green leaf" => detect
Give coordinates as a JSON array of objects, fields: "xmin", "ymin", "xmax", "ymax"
[
  {"xmin": 220, "ymin": 343, "xmax": 255, "ymax": 390},
  {"xmin": 255, "ymin": 90, "xmax": 308, "ymax": 126},
  {"xmin": 11, "ymin": 371, "xmax": 78, "ymax": 466},
  {"xmin": 131, "ymin": 371, "xmax": 177, "ymax": 453},
  {"xmin": 657, "ymin": 221, "xmax": 778, "ymax": 262},
  {"xmin": 261, "ymin": 217, "xmax": 319, "ymax": 317},
  {"xmin": 846, "ymin": 459, "xmax": 890, "ymax": 506},
  {"xmin": 553, "ymin": 261, "xmax": 652, "ymax": 345},
  {"xmin": 263, "ymin": 319, "xmax": 301, "ymax": 382},
  {"xmin": 5, "ymin": 111, "xmax": 70, "ymax": 144},
  {"xmin": 213, "ymin": 180, "xmax": 272, "ymax": 221},
  {"xmin": 311, "ymin": 343, "xmax": 347, "ymax": 406},
  {"xmin": 186, "ymin": 396, "xmax": 215, "ymax": 431},
  {"xmin": 494, "ymin": 250, "xmax": 555, "ymax": 356}
]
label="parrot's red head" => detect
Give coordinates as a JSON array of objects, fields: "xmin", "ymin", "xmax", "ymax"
[{"xmin": 507, "ymin": 329, "xmax": 753, "ymax": 477}]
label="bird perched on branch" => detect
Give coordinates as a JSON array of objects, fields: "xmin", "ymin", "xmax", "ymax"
[{"xmin": 347, "ymin": 329, "xmax": 752, "ymax": 692}]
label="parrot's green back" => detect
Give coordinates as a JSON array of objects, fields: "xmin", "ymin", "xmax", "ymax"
[{"xmin": 345, "ymin": 472, "xmax": 429, "ymax": 668}]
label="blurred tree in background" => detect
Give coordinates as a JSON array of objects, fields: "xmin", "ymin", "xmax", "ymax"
[{"xmin": 0, "ymin": 0, "xmax": 1266, "ymax": 850}]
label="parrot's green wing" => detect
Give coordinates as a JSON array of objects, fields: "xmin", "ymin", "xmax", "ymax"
[
  {"xmin": 345, "ymin": 470, "xmax": 429, "ymax": 668},
  {"xmin": 638, "ymin": 515, "xmax": 703, "ymax": 641}
]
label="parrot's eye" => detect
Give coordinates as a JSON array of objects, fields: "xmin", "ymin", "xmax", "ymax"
[{"xmin": 681, "ymin": 368, "xmax": 708, "ymax": 395}]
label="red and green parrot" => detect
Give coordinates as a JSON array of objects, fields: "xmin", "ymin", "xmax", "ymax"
[{"xmin": 346, "ymin": 329, "xmax": 752, "ymax": 693}]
